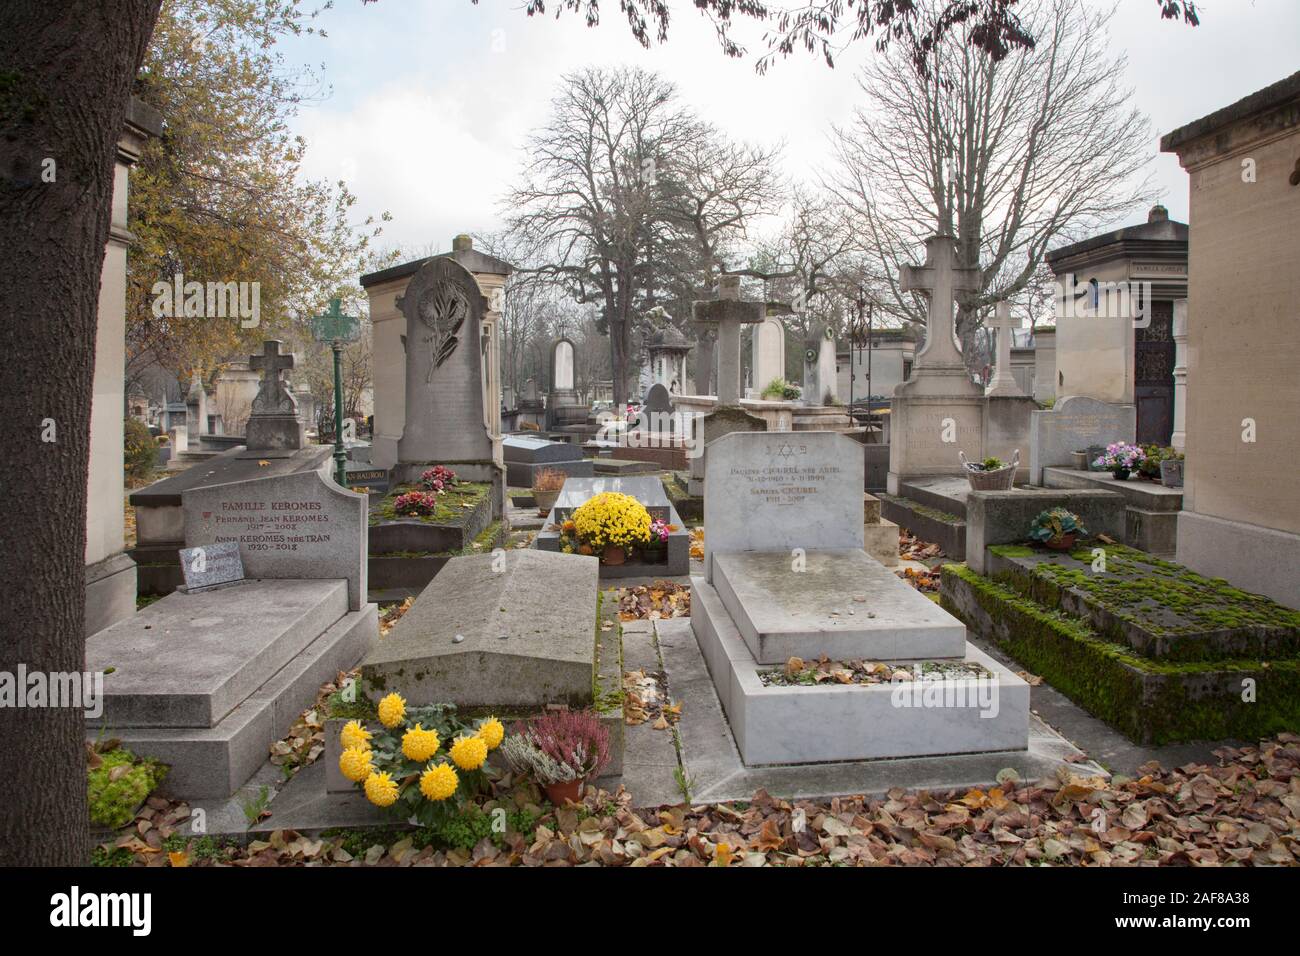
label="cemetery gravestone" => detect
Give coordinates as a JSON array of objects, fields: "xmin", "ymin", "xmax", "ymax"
[
  {"xmin": 703, "ymin": 431, "xmax": 864, "ymax": 579},
  {"xmin": 888, "ymin": 234, "xmax": 987, "ymax": 494},
  {"xmin": 692, "ymin": 429, "xmax": 1028, "ymax": 765},
  {"xmin": 243, "ymin": 340, "xmax": 307, "ymax": 453},
  {"xmin": 750, "ymin": 316, "xmax": 786, "ymax": 395},
  {"xmin": 183, "ymin": 468, "xmax": 368, "ymax": 610},
  {"xmin": 547, "ymin": 337, "xmax": 586, "ymax": 429},
  {"xmin": 502, "ymin": 434, "xmax": 593, "ymax": 486},
  {"xmin": 1028, "ymin": 395, "xmax": 1136, "ymax": 485},
  {"xmin": 638, "ymin": 382, "xmax": 675, "ymax": 433},
  {"xmin": 394, "ymin": 256, "xmax": 497, "ymax": 481},
  {"xmin": 89, "ymin": 466, "xmax": 377, "ymax": 797}
]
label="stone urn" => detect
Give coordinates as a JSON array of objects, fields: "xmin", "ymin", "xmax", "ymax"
[
  {"xmin": 533, "ymin": 488, "xmax": 560, "ymax": 517},
  {"xmin": 1160, "ymin": 458, "xmax": 1184, "ymax": 488},
  {"xmin": 1070, "ymin": 450, "xmax": 1088, "ymax": 470}
]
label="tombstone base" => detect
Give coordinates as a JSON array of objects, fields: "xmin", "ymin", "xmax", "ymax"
[
  {"xmin": 691, "ymin": 573, "xmax": 1029, "ymax": 765},
  {"xmin": 244, "ymin": 414, "xmax": 306, "ymax": 452}
]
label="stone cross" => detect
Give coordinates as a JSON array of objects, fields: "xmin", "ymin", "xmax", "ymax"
[
  {"xmin": 901, "ymin": 234, "xmax": 981, "ymax": 371},
  {"xmin": 693, "ymin": 274, "xmax": 765, "ymax": 405},
  {"xmin": 985, "ymin": 301, "xmax": 1025, "ymax": 397},
  {"xmin": 250, "ymin": 340, "xmax": 296, "ymax": 416}
]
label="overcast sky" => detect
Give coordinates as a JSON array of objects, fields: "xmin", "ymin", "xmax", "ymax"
[{"xmin": 280, "ymin": 0, "xmax": 1300, "ymax": 257}]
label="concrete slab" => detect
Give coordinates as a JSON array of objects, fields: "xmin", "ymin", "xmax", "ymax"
[
  {"xmin": 692, "ymin": 577, "xmax": 1028, "ymax": 765},
  {"xmin": 898, "ymin": 475, "xmax": 973, "ymax": 518},
  {"xmin": 656, "ymin": 617, "xmax": 1103, "ymax": 804},
  {"xmin": 109, "ymin": 602, "xmax": 377, "ymax": 798},
  {"xmin": 361, "ymin": 549, "xmax": 599, "ymax": 709},
  {"xmin": 88, "ymin": 578, "xmax": 348, "ymax": 728},
  {"xmin": 712, "ymin": 550, "xmax": 966, "ymax": 664}
]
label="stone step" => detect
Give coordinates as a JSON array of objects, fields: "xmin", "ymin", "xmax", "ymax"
[
  {"xmin": 691, "ymin": 575, "xmax": 1029, "ymax": 765},
  {"xmin": 879, "ymin": 493, "xmax": 966, "ymax": 559},
  {"xmin": 107, "ymin": 602, "xmax": 378, "ymax": 799},
  {"xmin": 88, "ymin": 578, "xmax": 348, "ymax": 728},
  {"xmin": 898, "ymin": 476, "xmax": 972, "ymax": 518},
  {"xmin": 711, "ymin": 549, "xmax": 966, "ymax": 665}
]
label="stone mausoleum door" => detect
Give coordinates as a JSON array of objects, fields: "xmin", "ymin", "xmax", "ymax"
[{"xmin": 1135, "ymin": 300, "xmax": 1175, "ymax": 446}]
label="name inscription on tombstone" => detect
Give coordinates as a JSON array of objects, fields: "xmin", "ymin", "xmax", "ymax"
[
  {"xmin": 177, "ymin": 540, "xmax": 245, "ymax": 592},
  {"xmin": 704, "ymin": 431, "xmax": 864, "ymax": 578},
  {"xmin": 183, "ymin": 469, "xmax": 368, "ymax": 610},
  {"xmin": 728, "ymin": 441, "xmax": 844, "ymax": 508}
]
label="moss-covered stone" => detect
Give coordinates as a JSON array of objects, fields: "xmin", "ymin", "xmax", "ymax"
[
  {"xmin": 941, "ymin": 564, "xmax": 1300, "ymax": 744},
  {"xmin": 370, "ymin": 481, "xmax": 490, "ymax": 526},
  {"xmin": 987, "ymin": 542, "xmax": 1300, "ymax": 662}
]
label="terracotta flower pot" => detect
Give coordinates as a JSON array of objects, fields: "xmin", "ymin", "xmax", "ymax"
[
  {"xmin": 543, "ymin": 777, "xmax": 585, "ymax": 806},
  {"xmin": 602, "ymin": 545, "xmax": 626, "ymax": 565},
  {"xmin": 1044, "ymin": 533, "xmax": 1077, "ymax": 551}
]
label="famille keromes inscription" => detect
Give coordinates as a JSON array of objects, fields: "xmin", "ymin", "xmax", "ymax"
[
  {"xmin": 182, "ymin": 469, "xmax": 368, "ymax": 610},
  {"xmin": 206, "ymin": 497, "xmax": 333, "ymax": 552},
  {"xmin": 704, "ymin": 432, "xmax": 864, "ymax": 578}
]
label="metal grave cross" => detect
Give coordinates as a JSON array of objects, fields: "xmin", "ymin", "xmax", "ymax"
[{"xmin": 311, "ymin": 298, "xmax": 361, "ymax": 344}]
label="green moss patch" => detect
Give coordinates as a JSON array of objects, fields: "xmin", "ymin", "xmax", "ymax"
[
  {"xmin": 89, "ymin": 749, "xmax": 168, "ymax": 829},
  {"xmin": 370, "ymin": 481, "xmax": 490, "ymax": 526},
  {"xmin": 988, "ymin": 542, "xmax": 1300, "ymax": 662},
  {"xmin": 941, "ymin": 564, "xmax": 1300, "ymax": 744}
]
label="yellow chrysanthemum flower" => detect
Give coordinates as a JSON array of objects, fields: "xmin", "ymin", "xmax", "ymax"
[
  {"xmin": 377, "ymin": 692, "xmax": 406, "ymax": 728},
  {"xmin": 401, "ymin": 723, "xmax": 441, "ymax": 762},
  {"xmin": 340, "ymin": 719, "xmax": 372, "ymax": 751},
  {"xmin": 449, "ymin": 734, "xmax": 488, "ymax": 771},
  {"xmin": 420, "ymin": 763, "xmax": 459, "ymax": 801},
  {"xmin": 477, "ymin": 717, "xmax": 505, "ymax": 750},
  {"xmin": 339, "ymin": 746, "xmax": 373, "ymax": 782},
  {"xmin": 363, "ymin": 771, "xmax": 400, "ymax": 807}
]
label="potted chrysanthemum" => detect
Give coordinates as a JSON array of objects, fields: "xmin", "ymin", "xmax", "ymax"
[
  {"xmin": 571, "ymin": 491, "xmax": 652, "ymax": 565},
  {"xmin": 499, "ymin": 710, "xmax": 609, "ymax": 805}
]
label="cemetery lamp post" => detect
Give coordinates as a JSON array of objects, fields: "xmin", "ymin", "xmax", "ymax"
[{"xmin": 311, "ymin": 298, "xmax": 361, "ymax": 488}]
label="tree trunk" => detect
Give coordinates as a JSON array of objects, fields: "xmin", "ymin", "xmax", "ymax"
[
  {"xmin": 0, "ymin": 0, "xmax": 163, "ymax": 866},
  {"xmin": 694, "ymin": 327, "xmax": 716, "ymax": 395}
]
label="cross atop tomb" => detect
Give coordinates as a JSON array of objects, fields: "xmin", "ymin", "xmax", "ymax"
[
  {"xmin": 901, "ymin": 234, "xmax": 981, "ymax": 370},
  {"xmin": 693, "ymin": 275, "xmax": 766, "ymax": 404},
  {"xmin": 985, "ymin": 301, "xmax": 1026, "ymax": 397},
  {"xmin": 250, "ymin": 340, "xmax": 296, "ymax": 416}
]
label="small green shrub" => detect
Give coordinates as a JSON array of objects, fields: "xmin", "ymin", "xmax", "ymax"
[
  {"xmin": 760, "ymin": 377, "xmax": 800, "ymax": 401},
  {"xmin": 123, "ymin": 418, "xmax": 160, "ymax": 481}
]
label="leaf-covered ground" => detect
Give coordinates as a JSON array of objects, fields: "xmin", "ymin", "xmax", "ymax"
[{"xmin": 98, "ymin": 734, "xmax": 1300, "ymax": 866}]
